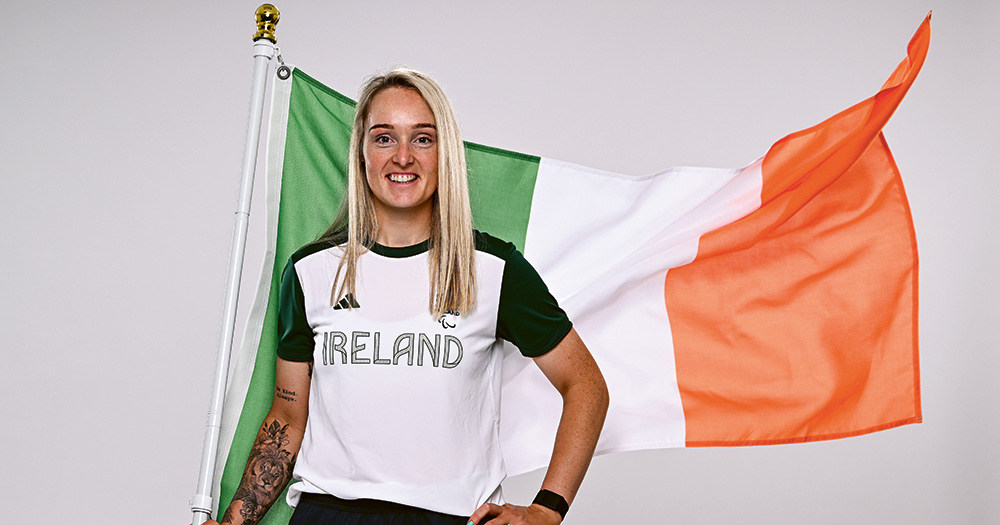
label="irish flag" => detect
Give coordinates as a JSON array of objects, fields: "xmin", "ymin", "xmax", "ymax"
[{"xmin": 212, "ymin": 15, "xmax": 927, "ymax": 523}]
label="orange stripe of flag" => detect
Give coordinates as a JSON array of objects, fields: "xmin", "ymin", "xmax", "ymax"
[{"xmin": 665, "ymin": 14, "xmax": 928, "ymax": 446}]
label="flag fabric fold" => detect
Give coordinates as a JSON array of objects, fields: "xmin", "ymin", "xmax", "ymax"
[{"xmin": 212, "ymin": 15, "xmax": 927, "ymax": 522}]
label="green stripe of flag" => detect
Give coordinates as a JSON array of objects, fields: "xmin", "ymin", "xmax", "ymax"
[{"xmin": 466, "ymin": 142, "xmax": 539, "ymax": 251}]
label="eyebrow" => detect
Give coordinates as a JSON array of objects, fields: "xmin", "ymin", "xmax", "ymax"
[{"xmin": 368, "ymin": 123, "xmax": 437, "ymax": 132}]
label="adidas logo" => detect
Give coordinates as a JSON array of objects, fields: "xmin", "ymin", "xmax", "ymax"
[{"xmin": 332, "ymin": 293, "xmax": 360, "ymax": 310}]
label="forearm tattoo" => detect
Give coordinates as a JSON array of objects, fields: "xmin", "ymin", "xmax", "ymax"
[
  {"xmin": 276, "ymin": 387, "xmax": 297, "ymax": 403},
  {"xmin": 222, "ymin": 420, "xmax": 296, "ymax": 525}
]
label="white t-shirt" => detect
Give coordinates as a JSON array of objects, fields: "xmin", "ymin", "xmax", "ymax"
[{"xmin": 277, "ymin": 231, "xmax": 571, "ymax": 516}]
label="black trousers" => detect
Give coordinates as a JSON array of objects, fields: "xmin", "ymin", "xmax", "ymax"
[{"xmin": 290, "ymin": 493, "xmax": 470, "ymax": 525}]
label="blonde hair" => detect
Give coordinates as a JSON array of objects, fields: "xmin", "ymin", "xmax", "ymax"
[{"xmin": 318, "ymin": 68, "xmax": 477, "ymax": 317}]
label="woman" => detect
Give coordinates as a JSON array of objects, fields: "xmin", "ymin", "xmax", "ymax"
[{"xmin": 210, "ymin": 68, "xmax": 609, "ymax": 525}]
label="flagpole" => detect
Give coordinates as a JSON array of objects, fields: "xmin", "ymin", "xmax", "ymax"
[{"xmin": 190, "ymin": 5, "xmax": 279, "ymax": 524}]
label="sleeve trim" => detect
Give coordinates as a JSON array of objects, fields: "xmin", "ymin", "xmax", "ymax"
[
  {"xmin": 276, "ymin": 347, "xmax": 314, "ymax": 362},
  {"xmin": 519, "ymin": 320, "xmax": 573, "ymax": 358}
]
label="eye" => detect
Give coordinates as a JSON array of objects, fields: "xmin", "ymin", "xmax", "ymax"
[
  {"xmin": 372, "ymin": 134, "xmax": 392, "ymax": 145},
  {"xmin": 414, "ymin": 135, "xmax": 435, "ymax": 147}
]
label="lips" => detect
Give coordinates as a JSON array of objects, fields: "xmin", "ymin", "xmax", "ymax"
[{"xmin": 388, "ymin": 173, "xmax": 417, "ymax": 183}]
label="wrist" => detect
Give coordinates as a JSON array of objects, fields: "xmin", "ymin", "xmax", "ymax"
[{"xmin": 530, "ymin": 503, "xmax": 563, "ymax": 523}]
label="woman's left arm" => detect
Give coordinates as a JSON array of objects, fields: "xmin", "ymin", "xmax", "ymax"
[{"xmin": 469, "ymin": 328, "xmax": 609, "ymax": 525}]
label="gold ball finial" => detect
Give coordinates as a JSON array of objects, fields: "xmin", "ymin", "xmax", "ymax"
[{"xmin": 253, "ymin": 4, "xmax": 280, "ymax": 42}]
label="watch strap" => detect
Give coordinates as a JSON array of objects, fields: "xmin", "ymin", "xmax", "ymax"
[{"xmin": 532, "ymin": 489, "xmax": 569, "ymax": 519}]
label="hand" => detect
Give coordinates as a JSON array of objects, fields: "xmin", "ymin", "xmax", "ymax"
[{"xmin": 468, "ymin": 502, "xmax": 562, "ymax": 525}]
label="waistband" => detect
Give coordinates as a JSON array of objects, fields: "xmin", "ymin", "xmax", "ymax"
[{"xmin": 298, "ymin": 492, "xmax": 458, "ymax": 517}]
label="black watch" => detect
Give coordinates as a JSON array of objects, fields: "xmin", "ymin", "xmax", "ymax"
[{"xmin": 532, "ymin": 489, "xmax": 569, "ymax": 519}]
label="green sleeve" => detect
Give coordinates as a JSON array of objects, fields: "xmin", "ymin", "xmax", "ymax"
[
  {"xmin": 496, "ymin": 247, "xmax": 573, "ymax": 358},
  {"xmin": 276, "ymin": 257, "xmax": 314, "ymax": 362}
]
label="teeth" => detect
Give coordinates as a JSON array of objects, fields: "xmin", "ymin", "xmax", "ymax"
[{"xmin": 389, "ymin": 173, "xmax": 417, "ymax": 183}]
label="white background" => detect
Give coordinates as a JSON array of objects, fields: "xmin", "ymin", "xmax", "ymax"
[{"xmin": 3, "ymin": 1, "xmax": 997, "ymax": 523}]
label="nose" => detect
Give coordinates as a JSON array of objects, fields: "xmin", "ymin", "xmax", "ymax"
[{"xmin": 394, "ymin": 142, "xmax": 412, "ymax": 166}]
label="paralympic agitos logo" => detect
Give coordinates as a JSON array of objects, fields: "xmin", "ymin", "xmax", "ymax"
[{"xmin": 438, "ymin": 309, "xmax": 460, "ymax": 329}]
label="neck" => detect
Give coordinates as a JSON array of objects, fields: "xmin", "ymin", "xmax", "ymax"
[{"xmin": 374, "ymin": 205, "xmax": 433, "ymax": 247}]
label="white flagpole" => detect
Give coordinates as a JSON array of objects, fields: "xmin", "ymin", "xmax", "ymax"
[{"xmin": 191, "ymin": 5, "xmax": 279, "ymax": 524}]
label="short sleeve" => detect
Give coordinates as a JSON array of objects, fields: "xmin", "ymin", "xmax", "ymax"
[
  {"xmin": 276, "ymin": 257, "xmax": 314, "ymax": 361},
  {"xmin": 496, "ymin": 247, "xmax": 573, "ymax": 357}
]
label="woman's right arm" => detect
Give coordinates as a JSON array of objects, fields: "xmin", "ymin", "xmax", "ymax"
[{"xmin": 205, "ymin": 358, "xmax": 312, "ymax": 525}]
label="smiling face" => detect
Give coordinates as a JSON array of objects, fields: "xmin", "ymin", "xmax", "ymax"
[{"xmin": 362, "ymin": 87, "xmax": 439, "ymax": 233}]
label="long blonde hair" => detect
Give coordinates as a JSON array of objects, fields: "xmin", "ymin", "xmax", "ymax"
[{"xmin": 317, "ymin": 68, "xmax": 477, "ymax": 317}]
